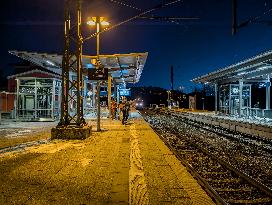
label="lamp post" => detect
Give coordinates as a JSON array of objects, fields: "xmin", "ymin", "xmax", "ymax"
[{"xmin": 87, "ymin": 17, "xmax": 109, "ymax": 131}]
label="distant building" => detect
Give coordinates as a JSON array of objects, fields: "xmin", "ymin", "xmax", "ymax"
[{"xmin": 0, "ymin": 63, "xmax": 61, "ymax": 120}]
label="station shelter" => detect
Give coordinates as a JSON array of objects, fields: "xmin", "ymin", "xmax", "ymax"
[
  {"xmin": 192, "ymin": 50, "xmax": 272, "ymax": 119},
  {"xmin": 2, "ymin": 50, "xmax": 148, "ymax": 121}
]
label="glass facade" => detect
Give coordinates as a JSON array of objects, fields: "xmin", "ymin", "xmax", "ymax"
[
  {"xmin": 16, "ymin": 78, "xmax": 61, "ymax": 121},
  {"xmin": 219, "ymin": 84, "xmax": 251, "ymax": 117},
  {"xmin": 15, "ymin": 77, "xmax": 117, "ymax": 121}
]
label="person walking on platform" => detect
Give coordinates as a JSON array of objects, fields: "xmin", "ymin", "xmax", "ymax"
[
  {"xmin": 122, "ymin": 100, "xmax": 130, "ymax": 125},
  {"xmin": 118, "ymin": 100, "xmax": 125, "ymax": 121},
  {"xmin": 111, "ymin": 99, "xmax": 117, "ymax": 120}
]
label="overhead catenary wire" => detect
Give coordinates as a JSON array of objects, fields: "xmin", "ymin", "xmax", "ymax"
[
  {"xmin": 83, "ymin": 0, "xmax": 182, "ymax": 42},
  {"xmin": 238, "ymin": 6, "xmax": 272, "ymax": 28},
  {"xmin": 137, "ymin": 16, "xmax": 199, "ymax": 21},
  {"xmin": 233, "ymin": 0, "xmax": 272, "ymax": 33},
  {"xmin": 136, "ymin": 16, "xmax": 195, "ymax": 29},
  {"xmin": 109, "ymin": 0, "xmax": 197, "ymax": 25},
  {"xmin": 109, "ymin": 0, "xmax": 142, "ymax": 11}
]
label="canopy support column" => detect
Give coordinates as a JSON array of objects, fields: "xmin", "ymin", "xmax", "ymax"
[
  {"xmin": 214, "ymin": 83, "xmax": 218, "ymax": 114},
  {"xmin": 92, "ymin": 82, "xmax": 96, "ymax": 108},
  {"xmin": 108, "ymin": 75, "xmax": 112, "ymax": 118},
  {"xmin": 239, "ymin": 80, "xmax": 243, "ymax": 117},
  {"xmin": 83, "ymin": 78, "xmax": 87, "ymax": 113},
  {"xmin": 97, "ymin": 82, "xmax": 101, "ymax": 131},
  {"xmin": 117, "ymin": 85, "xmax": 120, "ymax": 104},
  {"xmin": 266, "ymin": 75, "xmax": 271, "ymax": 110},
  {"xmin": 116, "ymin": 85, "xmax": 120, "ymax": 119},
  {"xmin": 113, "ymin": 82, "xmax": 117, "ymax": 101}
]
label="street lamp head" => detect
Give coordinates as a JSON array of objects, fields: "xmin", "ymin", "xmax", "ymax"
[
  {"xmin": 87, "ymin": 17, "xmax": 110, "ymax": 27},
  {"xmin": 87, "ymin": 20, "xmax": 96, "ymax": 26},
  {"xmin": 100, "ymin": 20, "xmax": 110, "ymax": 26},
  {"xmin": 99, "ymin": 17, "xmax": 110, "ymax": 27},
  {"xmin": 87, "ymin": 17, "xmax": 96, "ymax": 26}
]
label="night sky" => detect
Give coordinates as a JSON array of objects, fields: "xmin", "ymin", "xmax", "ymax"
[{"xmin": 1, "ymin": 0, "xmax": 272, "ymax": 92}]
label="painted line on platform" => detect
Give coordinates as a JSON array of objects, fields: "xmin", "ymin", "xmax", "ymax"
[{"xmin": 129, "ymin": 122, "xmax": 149, "ymax": 205}]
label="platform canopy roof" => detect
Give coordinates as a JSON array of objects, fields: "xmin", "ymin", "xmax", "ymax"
[
  {"xmin": 9, "ymin": 50, "xmax": 148, "ymax": 84},
  {"xmin": 192, "ymin": 50, "xmax": 272, "ymax": 84}
]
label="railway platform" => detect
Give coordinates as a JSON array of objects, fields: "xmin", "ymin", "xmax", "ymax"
[
  {"xmin": 0, "ymin": 113, "xmax": 215, "ymax": 205},
  {"xmin": 162, "ymin": 109, "xmax": 272, "ymax": 140}
]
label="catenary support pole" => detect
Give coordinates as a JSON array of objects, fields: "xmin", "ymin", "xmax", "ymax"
[{"xmin": 51, "ymin": 0, "xmax": 90, "ymax": 140}]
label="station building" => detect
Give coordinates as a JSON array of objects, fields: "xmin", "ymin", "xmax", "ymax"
[
  {"xmin": 0, "ymin": 50, "xmax": 148, "ymax": 121},
  {"xmin": 192, "ymin": 50, "xmax": 272, "ymax": 120}
]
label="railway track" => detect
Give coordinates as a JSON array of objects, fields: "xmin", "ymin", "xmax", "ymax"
[
  {"xmin": 163, "ymin": 109, "xmax": 272, "ymax": 154},
  {"xmin": 150, "ymin": 109, "xmax": 272, "ymax": 189},
  {"xmin": 142, "ymin": 109, "xmax": 272, "ymax": 205}
]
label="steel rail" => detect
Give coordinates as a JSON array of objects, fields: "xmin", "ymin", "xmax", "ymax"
[{"xmin": 150, "ymin": 125, "xmax": 229, "ymax": 205}]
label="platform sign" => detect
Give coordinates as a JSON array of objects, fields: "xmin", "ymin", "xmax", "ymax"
[
  {"xmin": 100, "ymin": 91, "xmax": 108, "ymax": 97},
  {"xmin": 119, "ymin": 84, "xmax": 126, "ymax": 90},
  {"xmin": 119, "ymin": 89, "xmax": 131, "ymax": 96},
  {"xmin": 88, "ymin": 68, "xmax": 108, "ymax": 80}
]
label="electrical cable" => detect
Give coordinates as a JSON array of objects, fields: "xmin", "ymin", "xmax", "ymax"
[
  {"xmin": 238, "ymin": 5, "xmax": 272, "ymax": 28},
  {"xmin": 109, "ymin": 0, "xmax": 198, "ymax": 29},
  {"xmin": 109, "ymin": 0, "xmax": 142, "ymax": 11},
  {"xmin": 83, "ymin": 0, "xmax": 182, "ymax": 42}
]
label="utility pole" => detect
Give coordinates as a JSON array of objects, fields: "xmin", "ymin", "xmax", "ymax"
[
  {"xmin": 232, "ymin": 0, "xmax": 237, "ymax": 35},
  {"xmin": 51, "ymin": 0, "xmax": 91, "ymax": 139},
  {"xmin": 87, "ymin": 17, "xmax": 110, "ymax": 131},
  {"xmin": 170, "ymin": 65, "xmax": 174, "ymax": 107},
  {"xmin": 96, "ymin": 17, "xmax": 101, "ymax": 132},
  {"xmin": 171, "ymin": 65, "xmax": 174, "ymax": 91}
]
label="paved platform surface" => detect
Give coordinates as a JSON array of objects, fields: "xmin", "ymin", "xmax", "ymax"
[{"xmin": 0, "ymin": 115, "xmax": 215, "ymax": 205}]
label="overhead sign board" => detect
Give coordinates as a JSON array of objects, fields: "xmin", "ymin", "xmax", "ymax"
[
  {"xmin": 88, "ymin": 68, "xmax": 108, "ymax": 81},
  {"xmin": 119, "ymin": 89, "xmax": 131, "ymax": 96}
]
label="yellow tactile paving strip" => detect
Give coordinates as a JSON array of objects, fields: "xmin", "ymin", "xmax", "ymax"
[
  {"xmin": 129, "ymin": 123, "xmax": 150, "ymax": 205},
  {"xmin": 0, "ymin": 117, "xmax": 215, "ymax": 205},
  {"xmin": 133, "ymin": 118, "xmax": 216, "ymax": 205}
]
